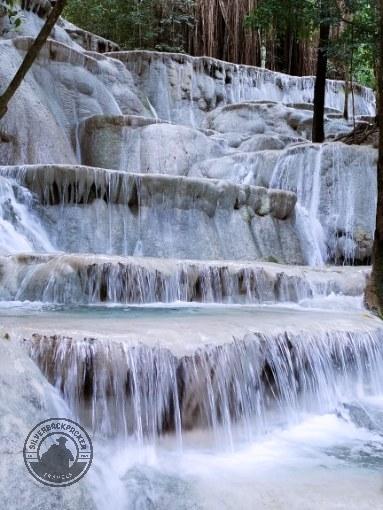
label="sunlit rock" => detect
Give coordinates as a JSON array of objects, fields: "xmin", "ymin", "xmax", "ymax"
[{"xmin": 0, "ymin": 38, "xmax": 148, "ymax": 165}]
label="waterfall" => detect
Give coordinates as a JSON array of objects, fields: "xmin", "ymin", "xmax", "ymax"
[
  {"xmin": 114, "ymin": 51, "xmax": 376, "ymax": 126},
  {"xmin": 0, "ymin": 165, "xmax": 303, "ymax": 263},
  {"xmin": 322, "ymin": 143, "xmax": 377, "ymax": 263},
  {"xmin": 269, "ymin": 143, "xmax": 377, "ymax": 265},
  {"xmin": 0, "ymin": 176, "xmax": 54, "ymax": 253},
  {"xmin": 28, "ymin": 327, "xmax": 383, "ymax": 443},
  {"xmin": 0, "ymin": 17, "xmax": 381, "ymax": 509},
  {"xmin": 0, "ymin": 254, "xmax": 367, "ymax": 305},
  {"xmin": 270, "ymin": 145, "xmax": 327, "ymax": 265}
]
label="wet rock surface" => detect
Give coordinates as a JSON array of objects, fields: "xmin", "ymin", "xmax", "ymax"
[
  {"xmin": 0, "ymin": 338, "xmax": 95, "ymax": 510},
  {"xmin": 0, "ymin": 165, "xmax": 302, "ymax": 263},
  {"xmin": 0, "ymin": 254, "xmax": 367, "ymax": 304},
  {"xmin": 0, "ymin": 7, "xmax": 381, "ymax": 509}
]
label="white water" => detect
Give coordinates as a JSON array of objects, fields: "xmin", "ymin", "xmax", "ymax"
[
  {"xmin": 121, "ymin": 52, "xmax": 376, "ymax": 127},
  {"xmin": 9, "ymin": 303, "xmax": 381, "ymax": 510},
  {"xmin": 25, "ymin": 306, "xmax": 383, "ymax": 439},
  {"xmin": 30, "ymin": 374, "xmax": 383, "ymax": 510},
  {"xmin": 270, "ymin": 145, "xmax": 327, "ymax": 265},
  {"xmin": 91, "ymin": 403, "xmax": 383, "ymax": 510},
  {"xmin": 269, "ymin": 143, "xmax": 377, "ymax": 264},
  {"xmin": 0, "ymin": 253, "xmax": 368, "ymax": 305},
  {"xmin": 0, "ymin": 14, "xmax": 381, "ymax": 510},
  {"xmin": 0, "ymin": 176, "xmax": 54, "ymax": 253}
]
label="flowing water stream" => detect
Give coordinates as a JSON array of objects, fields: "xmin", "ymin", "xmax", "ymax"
[
  {"xmin": 0, "ymin": 13, "xmax": 381, "ymax": 509},
  {"xmin": 2, "ymin": 303, "xmax": 382, "ymax": 509}
]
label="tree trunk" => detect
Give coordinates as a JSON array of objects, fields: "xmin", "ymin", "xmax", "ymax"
[
  {"xmin": 343, "ymin": 66, "xmax": 349, "ymax": 120},
  {"xmin": 0, "ymin": 0, "xmax": 67, "ymax": 120},
  {"xmin": 312, "ymin": 3, "xmax": 330, "ymax": 143},
  {"xmin": 365, "ymin": 0, "xmax": 383, "ymax": 316}
]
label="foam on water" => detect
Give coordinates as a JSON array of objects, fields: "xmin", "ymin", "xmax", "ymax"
[
  {"xmin": 32, "ymin": 305, "xmax": 383, "ymax": 510},
  {"xmin": 0, "ymin": 16, "xmax": 380, "ymax": 509},
  {"xmin": 9, "ymin": 305, "xmax": 379, "ymax": 448},
  {"xmin": 79, "ymin": 399, "xmax": 383, "ymax": 510},
  {"xmin": 0, "ymin": 176, "xmax": 54, "ymax": 254}
]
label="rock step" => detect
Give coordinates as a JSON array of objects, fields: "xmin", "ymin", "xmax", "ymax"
[
  {"xmin": 0, "ymin": 253, "xmax": 368, "ymax": 304},
  {"xmin": 15, "ymin": 307, "xmax": 383, "ymax": 437},
  {"xmin": 1, "ymin": 164, "xmax": 296, "ymax": 218},
  {"xmin": 107, "ymin": 50, "xmax": 376, "ymax": 125},
  {"xmin": 77, "ymin": 109, "xmax": 369, "ymax": 176},
  {"xmin": 0, "ymin": 337, "xmax": 94, "ymax": 508},
  {"xmin": 0, "ymin": 165, "xmax": 302, "ymax": 263}
]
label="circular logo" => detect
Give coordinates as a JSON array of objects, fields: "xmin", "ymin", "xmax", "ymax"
[{"xmin": 23, "ymin": 418, "xmax": 93, "ymax": 487}]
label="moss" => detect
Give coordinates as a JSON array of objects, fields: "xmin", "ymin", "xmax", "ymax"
[{"xmin": 262, "ymin": 255, "xmax": 281, "ymax": 264}]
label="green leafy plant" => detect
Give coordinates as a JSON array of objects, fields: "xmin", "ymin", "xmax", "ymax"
[
  {"xmin": 64, "ymin": 0, "xmax": 195, "ymax": 52},
  {"xmin": 2, "ymin": 0, "xmax": 23, "ymax": 29}
]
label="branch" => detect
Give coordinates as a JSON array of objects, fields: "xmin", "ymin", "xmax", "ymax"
[{"xmin": 0, "ymin": 0, "xmax": 67, "ymax": 119}]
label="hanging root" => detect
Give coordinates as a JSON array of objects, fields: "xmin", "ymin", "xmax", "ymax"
[{"xmin": 335, "ymin": 122, "xmax": 379, "ymax": 147}]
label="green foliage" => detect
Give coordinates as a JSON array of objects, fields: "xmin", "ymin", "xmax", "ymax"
[
  {"xmin": 246, "ymin": 0, "xmax": 378, "ymax": 87},
  {"xmin": 246, "ymin": 0, "xmax": 342, "ymax": 39},
  {"xmin": 352, "ymin": 48, "xmax": 376, "ymax": 88},
  {"xmin": 2, "ymin": 0, "xmax": 22, "ymax": 28},
  {"xmin": 246, "ymin": 0, "xmax": 316, "ymax": 40},
  {"xmin": 333, "ymin": 0, "xmax": 378, "ymax": 87},
  {"xmin": 64, "ymin": 0, "xmax": 195, "ymax": 52}
]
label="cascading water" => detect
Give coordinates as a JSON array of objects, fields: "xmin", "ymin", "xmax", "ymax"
[
  {"xmin": 28, "ymin": 326, "xmax": 383, "ymax": 442},
  {"xmin": 323, "ymin": 143, "xmax": 377, "ymax": 263},
  {"xmin": 270, "ymin": 145, "xmax": 327, "ymax": 266},
  {"xmin": 116, "ymin": 52, "xmax": 376, "ymax": 127},
  {"xmin": 269, "ymin": 142, "xmax": 377, "ymax": 264},
  {"xmin": 0, "ymin": 253, "xmax": 368, "ymax": 305},
  {"xmin": 0, "ymin": 176, "xmax": 54, "ymax": 253},
  {"xmin": 0, "ymin": 9, "xmax": 381, "ymax": 509},
  {"xmin": 5, "ymin": 304, "xmax": 380, "ymax": 509}
]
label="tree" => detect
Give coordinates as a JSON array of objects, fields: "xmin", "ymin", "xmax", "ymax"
[
  {"xmin": 64, "ymin": 0, "xmax": 195, "ymax": 53},
  {"xmin": 365, "ymin": 0, "xmax": 383, "ymax": 316},
  {"xmin": 246, "ymin": 0, "xmax": 340, "ymax": 142},
  {"xmin": 329, "ymin": 0, "xmax": 378, "ymax": 124},
  {"xmin": 312, "ymin": 1, "xmax": 332, "ymax": 142},
  {"xmin": 246, "ymin": 0, "xmax": 378, "ymax": 141},
  {"xmin": 0, "ymin": 0, "xmax": 67, "ymax": 119},
  {"xmin": 245, "ymin": 0, "xmax": 316, "ymax": 74}
]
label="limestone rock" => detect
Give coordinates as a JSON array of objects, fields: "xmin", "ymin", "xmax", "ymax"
[
  {"xmin": 1, "ymin": 164, "xmax": 302, "ymax": 263},
  {"xmin": 269, "ymin": 189, "xmax": 297, "ymax": 220},
  {"xmin": 109, "ymin": 51, "xmax": 375, "ymax": 126},
  {"xmin": 0, "ymin": 338, "xmax": 95, "ymax": 510},
  {"xmin": 190, "ymin": 150, "xmax": 281, "ymax": 187},
  {"xmin": 0, "ymin": 38, "xmax": 148, "ymax": 166},
  {"xmin": 0, "ymin": 254, "xmax": 367, "ymax": 305},
  {"xmin": 191, "ymin": 141, "xmax": 377, "ymax": 264},
  {"xmin": 239, "ymin": 134, "xmax": 287, "ymax": 152},
  {"xmin": 79, "ymin": 115, "xmax": 229, "ymax": 174},
  {"xmin": 202, "ymin": 102, "xmax": 313, "ymax": 138}
]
